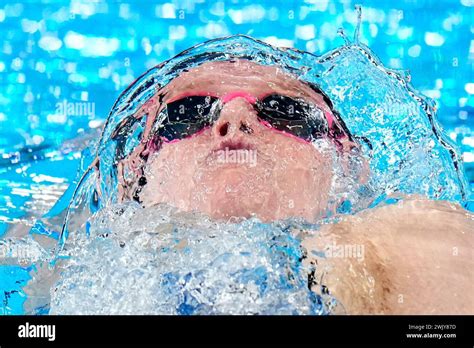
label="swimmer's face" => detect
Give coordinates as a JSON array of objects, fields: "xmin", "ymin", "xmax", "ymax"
[{"xmin": 121, "ymin": 60, "xmax": 355, "ymax": 222}]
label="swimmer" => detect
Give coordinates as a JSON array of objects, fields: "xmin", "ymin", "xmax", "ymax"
[{"xmin": 110, "ymin": 59, "xmax": 472, "ymax": 314}]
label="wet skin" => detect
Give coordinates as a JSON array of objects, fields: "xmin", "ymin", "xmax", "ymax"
[
  {"xmin": 302, "ymin": 198, "xmax": 473, "ymax": 314},
  {"xmin": 121, "ymin": 59, "xmax": 356, "ymax": 221},
  {"xmin": 118, "ymin": 60, "xmax": 473, "ymax": 314}
]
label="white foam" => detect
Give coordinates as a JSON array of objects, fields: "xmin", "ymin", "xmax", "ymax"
[{"xmin": 50, "ymin": 202, "xmax": 335, "ymax": 315}]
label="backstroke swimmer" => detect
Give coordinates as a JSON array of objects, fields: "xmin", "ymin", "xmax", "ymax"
[{"xmin": 107, "ymin": 58, "xmax": 473, "ymax": 314}]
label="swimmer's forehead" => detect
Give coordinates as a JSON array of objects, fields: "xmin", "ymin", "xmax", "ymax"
[{"xmin": 161, "ymin": 60, "xmax": 327, "ymax": 106}]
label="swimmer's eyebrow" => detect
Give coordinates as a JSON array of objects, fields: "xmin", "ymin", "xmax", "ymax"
[
  {"xmin": 164, "ymin": 91, "xmax": 325, "ymax": 108},
  {"xmin": 161, "ymin": 74, "xmax": 333, "ymax": 111},
  {"xmin": 164, "ymin": 91, "xmax": 218, "ymax": 104}
]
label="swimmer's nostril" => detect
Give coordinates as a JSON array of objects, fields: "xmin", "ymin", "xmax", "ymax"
[
  {"xmin": 239, "ymin": 123, "xmax": 253, "ymax": 134},
  {"xmin": 219, "ymin": 122, "xmax": 229, "ymax": 136}
]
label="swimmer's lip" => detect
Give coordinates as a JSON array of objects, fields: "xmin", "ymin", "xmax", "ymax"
[
  {"xmin": 213, "ymin": 139, "xmax": 256, "ymax": 153},
  {"xmin": 206, "ymin": 139, "xmax": 257, "ymax": 162}
]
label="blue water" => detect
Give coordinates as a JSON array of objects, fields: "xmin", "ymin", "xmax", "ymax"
[
  {"xmin": 0, "ymin": 265, "xmax": 31, "ymax": 314},
  {"xmin": 0, "ymin": 0, "xmax": 472, "ymax": 314}
]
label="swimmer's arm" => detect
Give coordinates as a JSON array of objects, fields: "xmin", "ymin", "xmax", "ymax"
[{"xmin": 301, "ymin": 199, "xmax": 474, "ymax": 314}]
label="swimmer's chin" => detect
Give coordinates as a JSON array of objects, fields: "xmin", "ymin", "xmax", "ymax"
[
  {"xmin": 141, "ymin": 200, "xmax": 319, "ymax": 225},
  {"xmin": 141, "ymin": 201, "xmax": 258, "ymax": 223}
]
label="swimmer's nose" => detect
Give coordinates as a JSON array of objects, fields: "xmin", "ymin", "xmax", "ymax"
[{"xmin": 212, "ymin": 97, "xmax": 260, "ymax": 138}]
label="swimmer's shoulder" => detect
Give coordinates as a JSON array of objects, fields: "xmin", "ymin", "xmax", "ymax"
[
  {"xmin": 301, "ymin": 198, "xmax": 473, "ymax": 314},
  {"xmin": 322, "ymin": 197, "xmax": 472, "ymax": 240}
]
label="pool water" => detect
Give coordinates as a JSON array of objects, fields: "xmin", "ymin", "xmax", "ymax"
[
  {"xmin": 50, "ymin": 202, "xmax": 337, "ymax": 315},
  {"xmin": 0, "ymin": 0, "xmax": 472, "ymax": 315}
]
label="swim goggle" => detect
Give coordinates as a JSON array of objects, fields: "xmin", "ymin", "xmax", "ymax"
[{"xmin": 151, "ymin": 90, "xmax": 350, "ymax": 143}]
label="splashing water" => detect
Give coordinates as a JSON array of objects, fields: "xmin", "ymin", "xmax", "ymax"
[
  {"xmin": 50, "ymin": 202, "xmax": 334, "ymax": 315},
  {"xmin": 6, "ymin": 8, "xmax": 470, "ymax": 314},
  {"xmin": 59, "ymin": 33, "xmax": 467, "ymax": 244}
]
